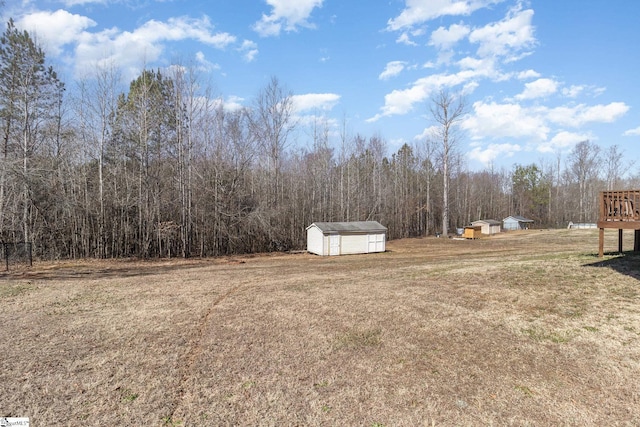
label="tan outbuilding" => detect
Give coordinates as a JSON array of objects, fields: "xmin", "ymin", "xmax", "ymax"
[{"xmin": 471, "ymin": 219, "xmax": 502, "ymax": 235}]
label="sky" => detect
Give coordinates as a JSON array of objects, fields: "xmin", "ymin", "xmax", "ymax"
[{"xmin": 4, "ymin": 0, "xmax": 640, "ymax": 173}]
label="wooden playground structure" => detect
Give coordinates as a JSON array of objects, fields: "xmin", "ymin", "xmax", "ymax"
[{"xmin": 598, "ymin": 190, "xmax": 640, "ymax": 257}]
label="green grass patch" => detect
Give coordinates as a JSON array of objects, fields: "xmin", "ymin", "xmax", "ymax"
[
  {"xmin": 334, "ymin": 328, "xmax": 382, "ymax": 350},
  {"xmin": 121, "ymin": 389, "xmax": 138, "ymax": 402},
  {"xmin": 522, "ymin": 327, "xmax": 571, "ymax": 343},
  {"xmin": 515, "ymin": 385, "xmax": 534, "ymax": 397},
  {"xmin": 0, "ymin": 282, "xmax": 34, "ymax": 298}
]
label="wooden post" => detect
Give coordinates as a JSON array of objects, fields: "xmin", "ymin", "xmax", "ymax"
[
  {"xmin": 599, "ymin": 228, "xmax": 604, "ymax": 257},
  {"xmin": 635, "ymin": 230, "xmax": 640, "ymax": 252},
  {"xmin": 618, "ymin": 229, "xmax": 623, "ymax": 254}
]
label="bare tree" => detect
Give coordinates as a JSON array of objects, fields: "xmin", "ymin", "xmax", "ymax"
[
  {"xmin": 429, "ymin": 90, "xmax": 465, "ymax": 236},
  {"xmin": 76, "ymin": 62, "xmax": 121, "ymax": 257},
  {"xmin": 605, "ymin": 144, "xmax": 625, "ymax": 191},
  {"xmin": 337, "ymin": 114, "xmax": 352, "ymax": 221},
  {"xmin": 249, "ymin": 76, "xmax": 295, "ymax": 208},
  {"xmin": 168, "ymin": 61, "xmax": 204, "ymax": 257},
  {"xmin": 415, "ymin": 136, "xmax": 437, "ymax": 235},
  {"xmin": 568, "ymin": 140, "xmax": 601, "ymax": 222}
]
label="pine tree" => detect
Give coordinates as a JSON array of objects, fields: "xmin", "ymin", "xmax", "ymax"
[{"xmin": 0, "ymin": 18, "xmax": 64, "ymax": 242}]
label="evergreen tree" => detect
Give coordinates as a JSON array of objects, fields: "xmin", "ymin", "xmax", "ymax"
[{"xmin": 0, "ymin": 18, "xmax": 64, "ymax": 242}]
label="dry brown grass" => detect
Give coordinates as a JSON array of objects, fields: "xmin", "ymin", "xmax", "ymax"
[{"xmin": 1, "ymin": 229, "xmax": 639, "ymax": 426}]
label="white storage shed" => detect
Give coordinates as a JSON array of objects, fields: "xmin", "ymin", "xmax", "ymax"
[
  {"xmin": 471, "ymin": 219, "xmax": 502, "ymax": 235},
  {"xmin": 306, "ymin": 221, "xmax": 387, "ymax": 256},
  {"xmin": 503, "ymin": 215, "xmax": 534, "ymax": 231}
]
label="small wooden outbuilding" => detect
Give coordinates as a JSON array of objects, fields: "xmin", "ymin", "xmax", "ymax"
[
  {"xmin": 471, "ymin": 219, "xmax": 502, "ymax": 235},
  {"xmin": 463, "ymin": 225, "xmax": 482, "ymax": 239},
  {"xmin": 503, "ymin": 215, "xmax": 534, "ymax": 231},
  {"xmin": 306, "ymin": 221, "xmax": 387, "ymax": 256}
]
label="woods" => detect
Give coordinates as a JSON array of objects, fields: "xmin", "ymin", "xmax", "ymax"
[{"xmin": 0, "ymin": 21, "xmax": 637, "ymax": 260}]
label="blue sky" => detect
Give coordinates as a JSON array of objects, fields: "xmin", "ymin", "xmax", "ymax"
[{"xmin": 5, "ymin": 0, "xmax": 640, "ymax": 172}]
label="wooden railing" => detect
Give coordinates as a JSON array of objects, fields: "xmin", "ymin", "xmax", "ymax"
[{"xmin": 599, "ymin": 190, "xmax": 640, "ymax": 222}]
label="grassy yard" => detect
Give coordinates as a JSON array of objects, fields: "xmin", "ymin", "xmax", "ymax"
[{"xmin": 1, "ymin": 229, "xmax": 639, "ymax": 426}]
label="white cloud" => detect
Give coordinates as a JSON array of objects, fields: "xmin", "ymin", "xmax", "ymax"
[
  {"xmin": 468, "ymin": 143, "xmax": 522, "ymax": 165},
  {"xmin": 461, "ymin": 81, "xmax": 480, "ymax": 95},
  {"xmin": 132, "ymin": 16, "xmax": 236, "ymax": 49},
  {"xmin": 462, "ymin": 99, "xmax": 628, "ymax": 158},
  {"xmin": 546, "ymin": 102, "xmax": 629, "ymax": 127},
  {"xmin": 414, "ymin": 125, "xmax": 440, "ymax": 142},
  {"xmin": 222, "ymin": 95, "xmax": 245, "ymax": 112},
  {"xmin": 194, "ymin": 51, "xmax": 220, "ymax": 72},
  {"xmin": 239, "ymin": 40, "xmax": 259, "ymax": 62},
  {"xmin": 468, "ymin": 6, "xmax": 536, "ymax": 60},
  {"xmin": 61, "ymin": 0, "xmax": 106, "ymax": 5},
  {"xmin": 369, "ymin": 63, "xmax": 500, "ymax": 122},
  {"xmin": 396, "ymin": 27, "xmax": 428, "ymax": 46},
  {"xmin": 515, "ymin": 78, "xmax": 558, "ymax": 100},
  {"xmin": 292, "ymin": 93, "xmax": 341, "ymax": 112},
  {"xmin": 623, "ymin": 126, "xmax": 640, "ymax": 137},
  {"xmin": 581, "ymin": 102, "xmax": 630, "ymax": 123},
  {"xmin": 457, "ymin": 56, "xmax": 500, "ymax": 77},
  {"xmin": 373, "ymin": 5, "xmax": 538, "ymax": 122},
  {"xmin": 387, "ymin": 0, "xmax": 504, "ymax": 31},
  {"xmin": 396, "ymin": 32, "xmax": 418, "ymax": 46},
  {"xmin": 379, "ymin": 61, "xmax": 407, "ymax": 80},
  {"xmin": 562, "ymin": 85, "xmax": 584, "ymax": 98},
  {"xmin": 17, "ymin": 9, "xmax": 96, "ymax": 56},
  {"xmin": 295, "ymin": 113, "xmax": 340, "ymax": 131},
  {"xmin": 429, "ymin": 23, "xmax": 470, "ymax": 49},
  {"xmin": 516, "ymin": 69, "xmax": 541, "ymax": 80},
  {"xmin": 20, "ymin": 12, "xmax": 241, "ymax": 78},
  {"xmin": 463, "ymin": 101, "xmax": 550, "ymax": 141},
  {"xmin": 253, "ymin": 0, "xmax": 323, "ymax": 37},
  {"xmin": 561, "ymin": 84, "xmax": 606, "ymax": 99},
  {"xmin": 435, "ymin": 50, "xmax": 456, "ymax": 66},
  {"xmin": 537, "ymin": 131, "xmax": 593, "ymax": 153},
  {"xmin": 210, "ymin": 95, "xmax": 246, "ymax": 113},
  {"xmin": 367, "ymin": 79, "xmax": 431, "ymax": 122}
]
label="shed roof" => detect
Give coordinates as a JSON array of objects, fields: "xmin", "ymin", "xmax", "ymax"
[
  {"xmin": 503, "ymin": 215, "xmax": 534, "ymax": 223},
  {"xmin": 307, "ymin": 221, "xmax": 387, "ymax": 234},
  {"xmin": 472, "ymin": 219, "xmax": 502, "ymax": 226}
]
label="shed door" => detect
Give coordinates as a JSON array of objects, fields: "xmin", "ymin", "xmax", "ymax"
[
  {"xmin": 368, "ymin": 234, "xmax": 385, "ymax": 252},
  {"xmin": 329, "ymin": 235, "xmax": 340, "ymax": 256}
]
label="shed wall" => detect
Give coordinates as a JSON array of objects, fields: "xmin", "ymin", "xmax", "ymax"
[
  {"xmin": 341, "ymin": 234, "xmax": 368, "ymax": 254},
  {"xmin": 368, "ymin": 234, "xmax": 385, "ymax": 252},
  {"xmin": 484, "ymin": 224, "xmax": 501, "ymax": 235},
  {"xmin": 503, "ymin": 219, "xmax": 519, "ymax": 231},
  {"xmin": 306, "ymin": 226, "xmax": 326, "ymax": 255}
]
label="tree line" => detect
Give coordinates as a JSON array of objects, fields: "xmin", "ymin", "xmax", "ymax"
[{"xmin": 0, "ymin": 19, "xmax": 636, "ymax": 259}]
